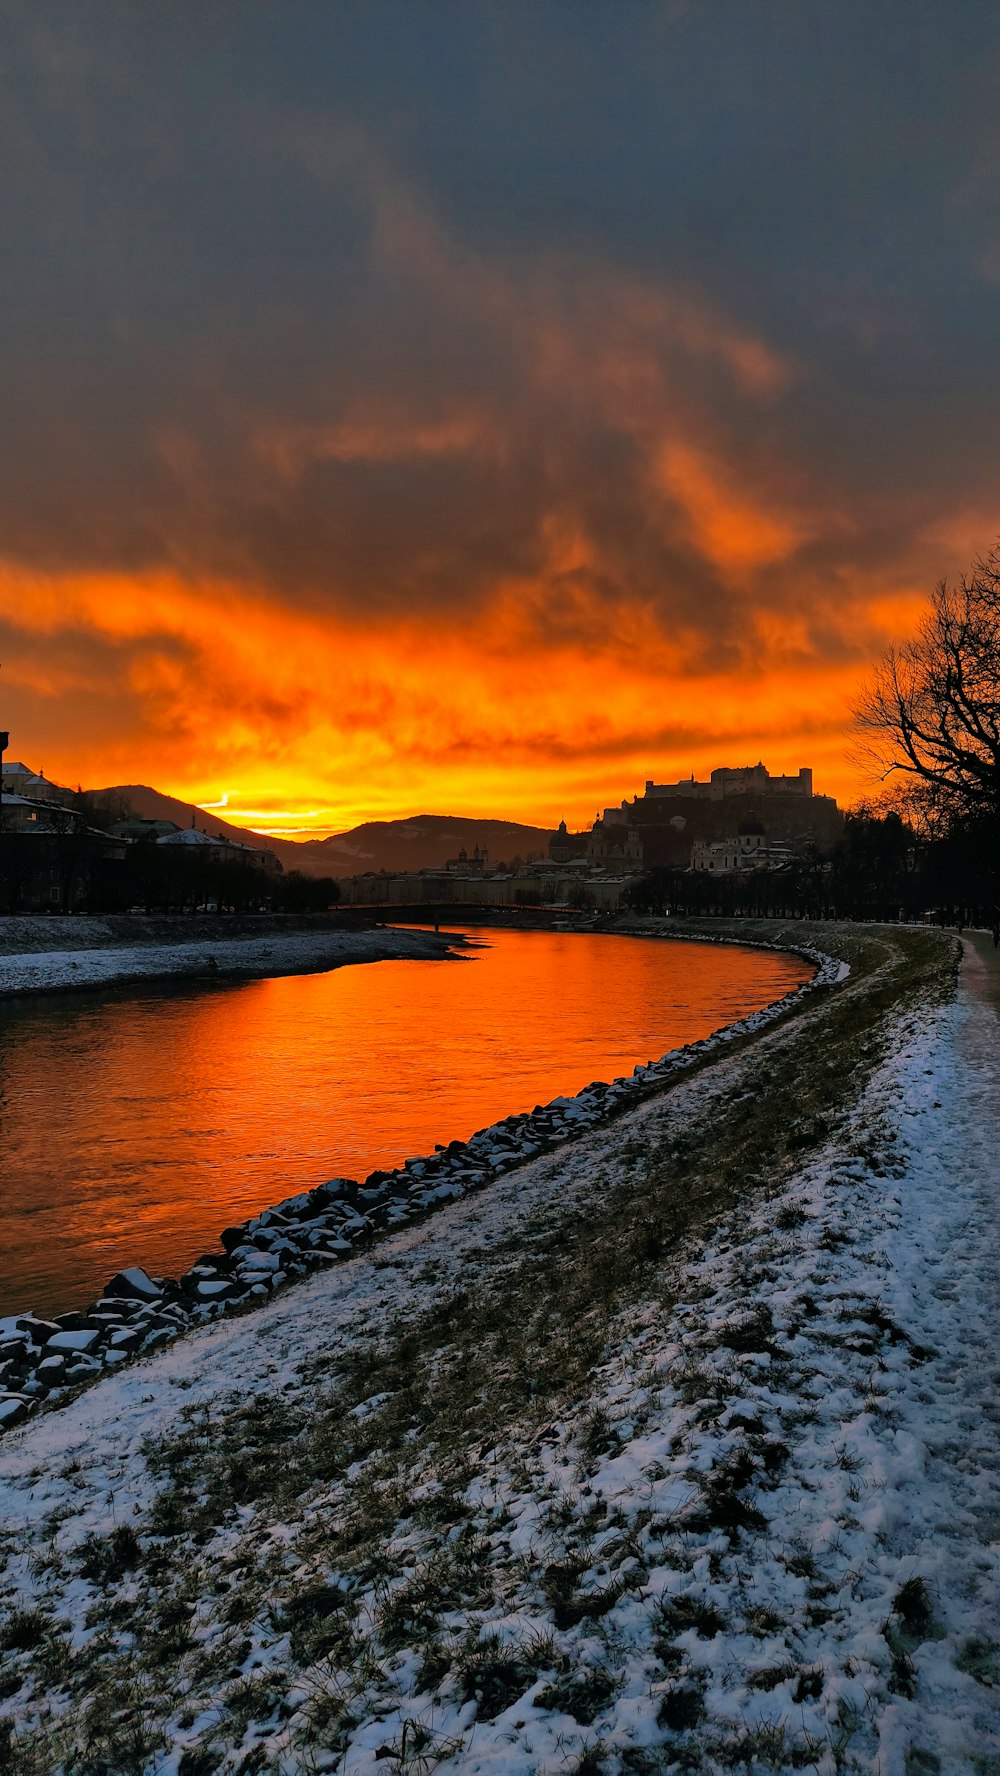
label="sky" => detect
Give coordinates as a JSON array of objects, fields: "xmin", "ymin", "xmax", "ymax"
[{"xmin": 3, "ymin": 2, "xmax": 1000, "ymax": 837}]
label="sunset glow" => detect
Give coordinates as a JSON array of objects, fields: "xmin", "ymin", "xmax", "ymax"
[{"xmin": 3, "ymin": 8, "xmax": 1000, "ymax": 838}]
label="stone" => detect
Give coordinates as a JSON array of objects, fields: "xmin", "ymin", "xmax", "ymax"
[
  {"xmin": 64, "ymin": 1358, "xmax": 101, "ymax": 1380},
  {"xmin": 15, "ymin": 1316, "xmax": 61, "ymax": 1347},
  {"xmin": 104, "ymin": 1267, "xmax": 161, "ymax": 1303},
  {"xmin": 220, "ymin": 1225, "xmax": 250, "ymax": 1253},
  {"xmin": 47, "ymin": 1328, "xmax": 102, "ymax": 1353},
  {"xmin": 0, "ymin": 1396, "xmax": 30, "ymax": 1428},
  {"xmin": 236, "ymin": 1249, "xmax": 279, "ymax": 1271}
]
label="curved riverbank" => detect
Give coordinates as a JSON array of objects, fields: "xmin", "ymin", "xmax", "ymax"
[
  {"xmin": 0, "ymin": 931, "xmax": 830, "ymax": 1417},
  {"xmin": 1, "ymin": 922, "xmax": 983, "ymax": 1776},
  {"xmin": 0, "ymin": 913, "xmax": 466, "ymax": 998}
]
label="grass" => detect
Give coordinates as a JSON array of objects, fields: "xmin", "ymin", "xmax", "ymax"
[{"xmin": 0, "ymin": 923, "xmax": 956, "ymax": 1773}]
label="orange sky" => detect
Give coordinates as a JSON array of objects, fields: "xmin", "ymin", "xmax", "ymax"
[
  {"xmin": 1, "ymin": 549, "xmax": 933, "ymax": 837},
  {"xmin": 4, "ymin": 10, "xmax": 1000, "ymax": 841},
  {"xmin": 0, "ymin": 209, "xmax": 967, "ymax": 839}
]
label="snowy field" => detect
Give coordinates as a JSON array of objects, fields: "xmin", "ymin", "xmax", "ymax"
[
  {"xmin": 0, "ymin": 927, "xmax": 997, "ymax": 1774},
  {"xmin": 0, "ymin": 923, "xmax": 461, "ymax": 997}
]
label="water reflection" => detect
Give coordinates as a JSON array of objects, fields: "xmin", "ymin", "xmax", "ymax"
[{"xmin": 0, "ymin": 929, "xmax": 810, "ymax": 1315}]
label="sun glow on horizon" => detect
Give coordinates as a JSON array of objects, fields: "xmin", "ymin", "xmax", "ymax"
[{"xmin": 0, "ymin": 552, "xmax": 920, "ymax": 837}]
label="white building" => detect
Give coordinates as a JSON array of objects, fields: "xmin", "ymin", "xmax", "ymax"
[
  {"xmin": 691, "ymin": 817, "xmax": 795, "ymax": 874},
  {"xmin": 0, "ymin": 761, "xmax": 69, "ymax": 804}
]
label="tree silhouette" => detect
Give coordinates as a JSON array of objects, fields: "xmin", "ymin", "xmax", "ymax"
[
  {"xmin": 857, "ymin": 552, "xmax": 1000, "ymax": 826},
  {"xmin": 857, "ymin": 551, "xmax": 1000, "ymax": 939}
]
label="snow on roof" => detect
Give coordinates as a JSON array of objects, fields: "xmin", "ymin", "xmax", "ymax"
[{"xmin": 157, "ymin": 827, "xmax": 229, "ymax": 847}]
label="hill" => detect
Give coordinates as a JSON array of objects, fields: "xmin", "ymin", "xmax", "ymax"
[
  {"xmin": 295, "ymin": 813, "xmax": 554, "ymax": 875},
  {"xmin": 88, "ymin": 785, "xmax": 309, "ymax": 873},
  {"xmin": 89, "ymin": 789, "xmax": 555, "ymax": 877}
]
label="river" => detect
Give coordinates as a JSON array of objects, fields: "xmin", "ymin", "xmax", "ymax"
[{"xmin": 0, "ymin": 928, "xmax": 810, "ymax": 1316}]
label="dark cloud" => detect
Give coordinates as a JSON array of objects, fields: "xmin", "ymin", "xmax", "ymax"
[{"xmin": 4, "ymin": 2, "xmax": 1000, "ymax": 819}]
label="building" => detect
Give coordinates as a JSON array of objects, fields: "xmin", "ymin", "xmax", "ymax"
[
  {"xmin": 586, "ymin": 822, "xmax": 644, "ymax": 871},
  {"xmin": 0, "ymin": 761, "xmax": 70, "ymax": 804},
  {"xmin": 644, "ymin": 763, "xmax": 813, "ymax": 802},
  {"xmin": 156, "ymin": 825, "xmax": 281, "ymax": 875},
  {"xmin": 548, "ymin": 820, "xmax": 589, "ymax": 864},
  {"xmin": 691, "ymin": 816, "xmax": 795, "ymax": 874},
  {"xmin": 0, "ymin": 794, "xmax": 51, "ymax": 835},
  {"xmin": 580, "ymin": 760, "xmax": 840, "ymax": 871},
  {"xmin": 442, "ymin": 845, "xmax": 490, "ymax": 875},
  {"xmin": 111, "ymin": 816, "xmax": 182, "ymax": 842}
]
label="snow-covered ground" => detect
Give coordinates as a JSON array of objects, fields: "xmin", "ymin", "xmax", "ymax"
[
  {"xmin": 0, "ymin": 933, "xmax": 996, "ymax": 1774},
  {"xmin": 0, "ymin": 924, "xmax": 460, "ymax": 997}
]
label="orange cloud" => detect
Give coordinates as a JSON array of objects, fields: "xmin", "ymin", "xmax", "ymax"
[
  {"xmin": 657, "ymin": 444, "xmax": 808, "ymax": 576},
  {"xmin": 254, "ymin": 407, "xmax": 498, "ymax": 479},
  {"xmin": 0, "ymin": 166, "xmax": 951, "ymax": 834},
  {"xmin": 1, "ymin": 551, "xmax": 907, "ymax": 834}
]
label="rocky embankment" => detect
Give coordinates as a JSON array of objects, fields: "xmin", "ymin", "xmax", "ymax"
[{"xmin": 0, "ymin": 941, "xmax": 839, "ymax": 1434}]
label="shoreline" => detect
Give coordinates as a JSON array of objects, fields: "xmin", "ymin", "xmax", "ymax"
[
  {"xmin": 1, "ymin": 922, "xmax": 986, "ymax": 1774},
  {"xmin": 0, "ymin": 914, "xmax": 467, "ymax": 999},
  {"xmin": 0, "ymin": 926, "xmax": 836, "ymax": 1426}
]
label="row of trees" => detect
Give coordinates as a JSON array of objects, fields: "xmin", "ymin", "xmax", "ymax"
[
  {"xmin": 0, "ymin": 827, "xmax": 340, "ymax": 916},
  {"xmin": 625, "ymin": 806, "xmax": 994, "ymax": 929}
]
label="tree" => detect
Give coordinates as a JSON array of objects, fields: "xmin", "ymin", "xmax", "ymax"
[
  {"xmin": 856, "ymin": 552, "xmax": 1000, "ymax": 825},
  {"xmin": 830, "ymin": 807, "xmax": 915, "ymax": 923},
  {"xmin": 274, "ymin": 871, "xmax": 341, "ymax": 913},
  {"xmin": 856, "ymin": 550, "xmax": 1000, "ymax": 938}
]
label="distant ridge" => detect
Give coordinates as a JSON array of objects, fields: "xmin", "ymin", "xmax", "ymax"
[
  {"xmin": 89, "ymin": 788, "xmax": 555, "ymax": 878},
  {"xmin": 88, "ymin": 785, "xmax": 306, "ymax": 867},
  {"xmin": 302, "ymin": 814, "xmax": 555, "ymax": 876}
]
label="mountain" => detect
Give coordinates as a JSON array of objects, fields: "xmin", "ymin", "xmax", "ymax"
[
  {"xmin": 88, "ymin": 785, "xmax": 307, "ymax": 870},
  {"xmin": 295, "ymin": 814, "xmax": 555, "ymax": 875},
  {"xmin": 89, "ymin": 788, "xmax": 556, "ymax": 877}
]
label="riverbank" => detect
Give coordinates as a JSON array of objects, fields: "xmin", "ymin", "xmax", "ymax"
[
  {"xmin": 4, "ymin": 923, "xmax": 996, "ymax": 1775},
  {"xmin": 0, "ymin": 936, "xmax": 829, "ymax": 1403},
  {"xmin": 0, "ymin": 913, "xmax": 466, "ymax": 998}
]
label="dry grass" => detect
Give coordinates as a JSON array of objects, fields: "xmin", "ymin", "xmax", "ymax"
[{"xmin": 0, "ymin": 924, "xmax": 955, "ymax": 1774}]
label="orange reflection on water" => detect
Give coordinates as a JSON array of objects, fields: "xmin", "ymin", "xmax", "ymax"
[{"xmin": 0, "ymin": 931, "xmax": 811, "ymax": 1316}]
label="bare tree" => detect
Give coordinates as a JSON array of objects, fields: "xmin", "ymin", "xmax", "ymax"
[
  {"xmin": 856, "ymin": 551, "xmax": 1000, "ymax": 826},
  {"xmin": 857, "ymin": 550, "xmax": 1000, "ymax": 940}
]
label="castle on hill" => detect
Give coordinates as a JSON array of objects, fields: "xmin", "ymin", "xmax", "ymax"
[
  {"xmin": 642, "ymin": 762, "xmax": 812, "ymax": 802},
  {"xmin": 550, "ymin": 761, "xmax": 841, "ymax": 876}
]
